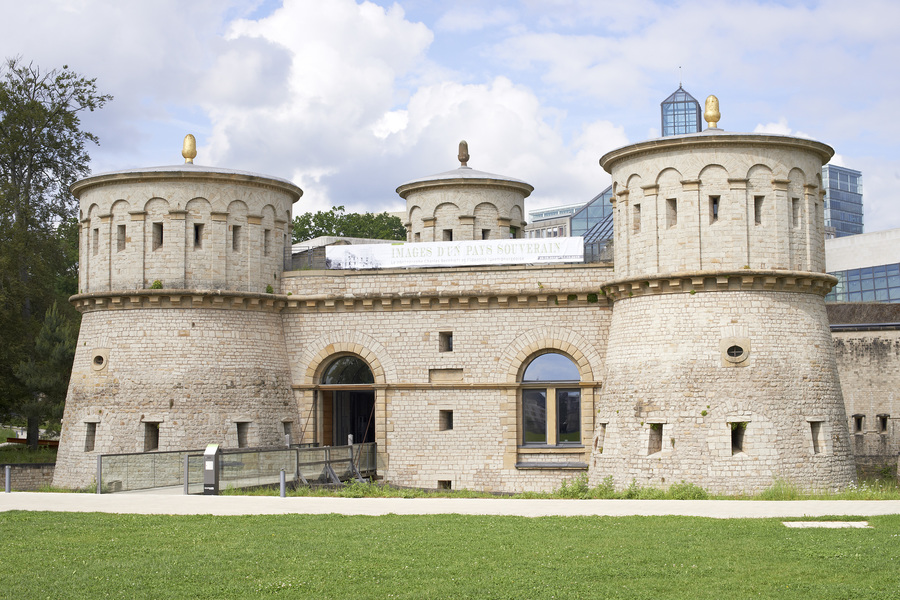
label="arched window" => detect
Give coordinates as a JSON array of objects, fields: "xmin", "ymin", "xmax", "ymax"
[
  {"xmin": 321, "ymin": 356, "xmax": 374, "ymax": 385},
  {"xmin": 521, "ymin": 353, "xmax": 581, "ymax": 446}
]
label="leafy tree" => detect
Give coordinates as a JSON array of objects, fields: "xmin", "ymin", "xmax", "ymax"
[
  {"xmin": 15, "ymin": 303, "xmax": 77, "ymax": 448},
  {"xmin": 0, "ymin": 57, "xmax": 110, "ymax": 443},
  {"xmin": 292, "ymin": 205, "xmax": 406, "ymax": 243}
]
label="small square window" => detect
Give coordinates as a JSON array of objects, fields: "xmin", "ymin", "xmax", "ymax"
[
  {"xmin": 439, "ymin": 410, "xmax": 454, "ymax": 431},
  {"xmin": 442, "ymin": 229, "xmax": 453, "ymax": 241},
  {"xmin": 439, "ymin": 332, "xmax": 453, "ymax": 352},
  {"xmin": 482, "ymin": 229, "xmax": 490, "ymax": 240},
  {"xmin": 437, "ymin": 480, "xmax": 452, "ymax": 490}
]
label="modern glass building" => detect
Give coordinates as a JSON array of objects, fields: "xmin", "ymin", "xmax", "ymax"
[
  {"xmin": 825, "ymin": 229, "xmax": 900, "ymax": 303},
  {"xmin": 571, "ymin": 186, "xmax": 614, "ymax": 261},
  {"xmin": 661, "ymin": 86, "xmax": 702, "ymax": 136},
  {"xmin": 826, "ymin": 263, "xmax": 900, "ymax": 303},
  {"xmin": 822, "ymin": 164, "xmax": 863, "ymax": 237}
]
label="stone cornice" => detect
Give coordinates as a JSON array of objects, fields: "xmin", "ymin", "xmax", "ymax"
[
  {"xmin": 601, "ymin": 270, "xmax": 838, "ymax": 301},
  {"xmin": 70, "ymin": 290, "xmax": 287, "ymax": 314},
  {"xmin": 70, "ymin": 288, "xmax": 615, "ymax": 314}
]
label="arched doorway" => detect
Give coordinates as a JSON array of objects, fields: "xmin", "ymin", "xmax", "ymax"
[{"xmin": 319, "ymin": 355, "xmax": 375, "ymax": 445}]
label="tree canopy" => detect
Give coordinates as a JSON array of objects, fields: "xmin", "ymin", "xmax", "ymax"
[
  {"xmin": 0, "ymin": 57, "xmax": 111, "ymax": 446},
  {"xmin": 292, "ymin": 205, "xmax": 406, "ymax": 243}
]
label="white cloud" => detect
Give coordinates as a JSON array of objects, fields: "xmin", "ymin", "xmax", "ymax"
[
  {"xmin": 435, "ymin": 7, "xmax": 518, "ymax": 33},
  {"xmin": 753, "ymin": 119, "xmax": 812, "ymax": 139}
]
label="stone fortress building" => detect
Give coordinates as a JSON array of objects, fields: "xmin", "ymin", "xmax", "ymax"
[{"xmin": 54, "ymin": 103, "xmax": 884, "ymax": 494}]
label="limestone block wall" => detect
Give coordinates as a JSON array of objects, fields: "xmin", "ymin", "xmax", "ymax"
[
  {"xmin": 74, "ymin": 168, "xmax": 300, "ymax": 294},
  {"xmin": 590, "ymin": 285, "xmax": 856, "ymax": 494},
  {"xmin": 832, "ymin": 329, "xmax": 900, "ymax": 476},
  {"xmin": 281, "ymin": 263, "xmax": 614, "ymax": 493},
  {"xmin": 53, "ymin": 300, "xmax": 298, "ymax": 489},
  {"xmin": 602, "ymin": 134, "xmax": 832, "ymax": 278},
  {"xmin": 0, "ymin": 464, "xmax": 55, "ymax": 491}
]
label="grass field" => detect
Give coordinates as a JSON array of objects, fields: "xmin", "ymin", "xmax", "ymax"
[
  {"xmin": 0, "ymin": 511, "xmax": 898, "ymax": 599},
  {"xmin": 0, "ymin": 444, "xmax": 57, "ymax": 465}
]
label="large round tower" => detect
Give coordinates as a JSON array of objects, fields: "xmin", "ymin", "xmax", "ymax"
[
  {"xmin": 588, "ymin": 103, "xmax": 856, "ymax": 494},
  {"xmin": 53, "ymin": 138, "xmax": 303, "ymax": 488}
]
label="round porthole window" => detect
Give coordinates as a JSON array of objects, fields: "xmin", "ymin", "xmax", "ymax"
[
  {"xmin": 723, "ymin": 343, "xmax": 749, "ymax": 365},
  {"xmin": 93, "ymin": 355, "xmax": 105, "ymax": 367},
  {"xmin": 726, "ymin": 345, "xmax": 743, "ymax": 358},
  {"xmin": 90, "ymin": 349, "xmax": 110, "ymax": 371}
]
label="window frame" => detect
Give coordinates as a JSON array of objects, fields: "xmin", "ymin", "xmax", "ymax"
[{"xmin": 519, "ymin": 352, "xmax": 582, "ymax": 448}]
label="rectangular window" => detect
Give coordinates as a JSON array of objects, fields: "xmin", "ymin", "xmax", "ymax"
[
  {"xmin": 84, "ymin": 422, "xmax": 96, "ymax": 452},
  {"xmin": 194, "ymin": 223, "xmax": 204, "ymax": 249},
  {"xmin": 754, "ymin": 196, "xmax": 764, "ymax": 225},
  {"xmin": 876, "ymin": 414, "xmax": 889, "ymax": 434},
  {"xmin": 232, "ymin": 225, "xmax": 241, "ymax": 251},
  {"xmin": 414, "ymin": 232, "xmax": 421, "ymax": 242},
  {"xmin": 442, "ymin": 229, "xmax": 453, "ymax": 241},
  {"xmin": 731, "ymin": 422, "xmax": 747, "ymax": 455},
  {"xmin": 92, "ymin": 228, "xmax": 99, "ymax": 255},
  {"xmin": 810, "ymin": 421, "xmax": 823, "ymax": 454},
  {"xmin": 522, "ymin": 389, "xmax": 547, "ymax": 444},
  {"xmin": 509, "ymin": 226, "xmax": 518, "ymax": 239},
  {"xmin": 117, "ymin": 225, "xmax": 126, "ymax": 252},
  {"xmin": 792, "ymin": 198, "xmax": 800, "ymax": 228},
  {"xmin": 439, "ymin": 331, "xmax": 453, "ymax": 352},
  {"xmin": 283, "ymin": 422, "xmax": 292, "ymax": 446},
  {"xmin": 594, "ymin": 423, "xmax": 607, "ymax": 453},
  {"xmin": 632, "ymin": 203, "xmax": 641, "ymax": 233},
  {"xmin": 439, "ymin": 410, "xmax": 454, "ymax": 431},
  {"xmin": 556, "ymin": 389, "xmax": 581, "ymax": 444},
  {"xmin": 709, "ymin": 196, "xmax": 720, "ymax": 224},
  {"xmin": 144, "ymin": 422, "xmax": 159, "ymax": 452},
  {"xmin": 648, "ymin": 423, "xmax": 663, "ymax": 455},
  {"xmin": 666, "ymin": 198, "xmax": 677, "ymax": 228},
  {"xmin": 152, "ymin": 223, "xmax": 163, "ymax": 251},
  {"xmin": 482, "ymin": 229, "xmax": 490, "ymax": 240},
  {"xmin": 236, "ymin": 422, "xmax": 249, "ymax": 448},
  {"xmin": 853, "ymin": 414, "xmax": 865, "ymax": 433},
  {"xmin": 264, "ymin": 229, "xmax": 271, "ymax": 256},
  {"xmin": 437, "ymin": 480, "xmax": 452, "ymax": 490}
]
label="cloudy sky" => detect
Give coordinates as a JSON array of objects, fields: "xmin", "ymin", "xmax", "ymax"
[{"xmin": 2, "ymin": 0, "xmax": 898, "ymax": 230}]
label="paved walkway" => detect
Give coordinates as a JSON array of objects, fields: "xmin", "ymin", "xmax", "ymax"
[{"xmin": 2, "ymin": 492, "xmax": 900, "ymax": 518}]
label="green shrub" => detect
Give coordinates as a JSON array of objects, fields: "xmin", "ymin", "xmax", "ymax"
[
  {"xmin": 667, "ymin": 481, "xmax": 708, "ymax": 500},
  {"xmin": 150, "ymin": 279, "xmax": 163, "ymax": 289},
  {"xmin": 265, "ymin": 284, "xmax": 274, "ymax": 294}
]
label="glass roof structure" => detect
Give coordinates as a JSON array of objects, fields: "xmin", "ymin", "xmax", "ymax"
[
  {"xmin": 661, "ymin": 86, "xmax": 702, "ymax": 136},
  {"xmin": 571, "ymin": 185, "xmax": 614, "ymax": 262}
]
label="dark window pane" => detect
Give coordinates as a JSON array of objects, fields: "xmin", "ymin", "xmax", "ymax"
[
  {"xmin": 523, "ymin": 389, "xmax": 547, "ymax": 444},
  {"xmin": 321, "ymin": 356, "xmax": 374, "ymax": 385},
  {"xmin": 557, "ymin": 389, "xmax": 581, "ymax": 444}
]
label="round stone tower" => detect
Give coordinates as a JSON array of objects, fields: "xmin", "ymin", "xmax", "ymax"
[
  {"xmin": 588, "ymin": 104, "xmax": 856, "ymax": 494},
  {"xmin": 53, "ymin": 137, "xmax": 303, "ymax": 488},
  {"xmin": 397, "ymin": 141, "xmax": 532, "ymax": 242}
]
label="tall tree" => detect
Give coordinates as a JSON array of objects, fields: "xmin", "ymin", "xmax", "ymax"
[
  {"xmin": 0, "ymin": 57, "xmax": 110, "ymax": 443},
  {"xmin": 292, "ymin": 205, "xmax": 406, "ymax": 243},
  {"xmin": 15, "ymin": 303, "xmax": 77, "ymax": 448}
]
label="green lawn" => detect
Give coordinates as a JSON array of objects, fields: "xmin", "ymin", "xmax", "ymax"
[{"xmin": 1, "ymin": 512, "xmax": 898, "ymax": 599}]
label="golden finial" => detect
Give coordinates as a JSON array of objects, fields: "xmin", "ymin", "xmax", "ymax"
[
  {"xmin": 182, "ymin": 134, "xmax": 197, "ymax": 164},
  {"xmin": 458, "ymin": 140, "xmax": 469, "ymax": 167},
  {"xmin": 704, "ymin": 95, "xmax": 720, "ymax": 129}
]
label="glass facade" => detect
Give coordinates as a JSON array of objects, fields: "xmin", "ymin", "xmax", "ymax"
[
  {"xmin": 661, "ymin": 86, "xmax": 702, "ymax": 136},
  {"xmin": 822, "ymin": 164, "xmax": 863, "ymax": 237},
  {"xmin": 825, "ymin": 263, "xmax": 900, "ymax": 303}
]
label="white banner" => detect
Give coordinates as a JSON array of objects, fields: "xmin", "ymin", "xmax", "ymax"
[{"xmin": 325, "ymin": 237, "xmax": 584, "ymax": 269}]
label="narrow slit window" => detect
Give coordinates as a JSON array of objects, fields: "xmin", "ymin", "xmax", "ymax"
[
  {"xmin": 263, "ymin": 229, "xmax": 271, "ymax": 256},
  {"xmin": 194, "ymin": 223, "xmax": 204, "ymax": 249},
  {"xmin": 144, "ymin": 422, "xmax": 159, "ymax": 451},
  {"xmin": 594, "ymin": 423, "xmax": 607, "ymax": 454},
  {"xmin": 666, "ymin": 198, "xmax": 677, "ymax": 228},
  {"xmin": 791, "ymin": 198, "xmax": 800, "ymax": 228},
  {"xmin": 232, "ymin": 225, "xmax": 241, "ymax": 251},
  {"xmin": 92, "ymin": 228, "xmax": 99, "ymax": 255},
  {"xmin": 876, "ymin": 414, "xmax": 889, "ymax": 433},
  {"xmin": 482, "ymin": 229, "xmax": 490, "ymax": 240},
  {"xmin": 853, "ymin": 414, "xmax": 864, "ymax": 433},
  {"xmin": 84, "ymin": 422, "xmax": 96, "ymax": 452},
  {"xmin": 709, "ymin": 196, "xmax": 720, "ymax": 224},
  {"xmin": 117, "ymin": 224, "xmax": 126, "ymax": 252},
  {"xmin": 283, "ymin": 422, "xmax": 292, "ymax": 446},
  {"xmin": 754, "ymin": 196, "xmax": 764, "ymax": 225},
  {"xmin": 236, "ymin": 422, "xmax": 249, "ymax": 448},
  {"xmin": 632, "ymin": 203, "xmax": 641, "ymax": 233},
  {"xmin": 152, "ymin": 222, "xmax": 163, "ymax": 251},
  {"xmin": 648, "ymin": 423, "xmax": 663, "ymax": 455},
  {"xmin": 810, "ymin": 421, "xmax": 823, "ymax": 454},
  {"xmin": 731, "ymin": 422, "xmax": 747, "ymax": 455}
]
